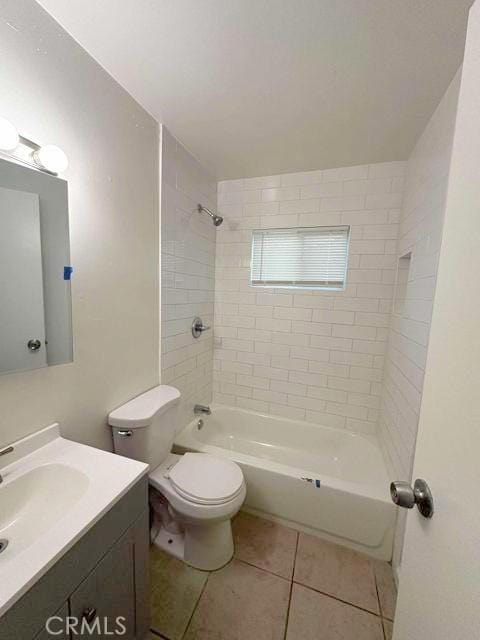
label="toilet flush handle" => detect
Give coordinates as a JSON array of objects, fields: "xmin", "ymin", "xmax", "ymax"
[{"xmin": 117, "ymin": 429, "xmax": 133, "ymax": 437}]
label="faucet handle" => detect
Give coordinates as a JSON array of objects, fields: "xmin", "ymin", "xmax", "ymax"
[{"xmin": 192, "ymin": 317, "xmax": 211, "ymax": 338}]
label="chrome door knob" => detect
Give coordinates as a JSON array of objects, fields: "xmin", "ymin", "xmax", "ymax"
[
  {"xmin": 390, "ymin": 478, "xmax": 434, "ymax": 518},
  {"xmin": 390, "ymin": 481, "xmax": 416, "ymax": 509},
  {"xmin": 27, "ymin": 339, "xmax": 42, "ymax": 351}
]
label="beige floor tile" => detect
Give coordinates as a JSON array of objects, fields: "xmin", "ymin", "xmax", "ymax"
[
  {"xmin": 286, "ymin": 584, "xmax": 384, "ymax": 640},
  {"xmin": 383, "ymin": 618, "xmax": 394, "ymax": 640},
  {"xmin": 233, "ymin": 511, "xmax": 298, "ymax": 579},
  {"xmin": 184, "ymin": 559, "xmax": 290, "ymax": 640},
  {"xmin": 373, "ymin": 560, "xmax": 397, "ymax": 620},
  {"xmin": 150, "ymin": 546, "xmax": 208, "ymax": 640},
  {"xmin": 294, "ymin": 533, "xmax": 379, "ymax": 614}
]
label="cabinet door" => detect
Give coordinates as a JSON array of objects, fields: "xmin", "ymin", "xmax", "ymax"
[
  {"xmin": 69, "ymin": 529, "xmax": 135, "ymax": 639},
  {"xmin": 34, "ymin": 602, "xmax": 70, "ymax": 640}
]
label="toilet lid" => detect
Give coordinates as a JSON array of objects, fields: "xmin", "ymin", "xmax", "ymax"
[{"xmin": 168, "ymin": 453, "xmax": 244, "ymax": 505}]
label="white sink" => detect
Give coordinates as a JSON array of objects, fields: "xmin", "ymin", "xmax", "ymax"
[
  {"xmin": 0, "ymin": 463, "xmax": 89, "ymax": 562},
  {"xmin": 0, "ymin": 424, "xmax": 148, "ymax": 617}
]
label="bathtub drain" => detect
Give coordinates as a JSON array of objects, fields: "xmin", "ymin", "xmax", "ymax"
[{"xmin": 0, "ymin": 539, "xmax": 9, "ymax": 554}]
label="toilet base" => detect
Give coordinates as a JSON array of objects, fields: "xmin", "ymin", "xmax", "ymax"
[
  {"xmin": 153, "ymin": 526, "xmax": 185, "ymax": 561},
  {"xmin": 153, "ymin": 519, "xmax": 234, "ymax": 571}
]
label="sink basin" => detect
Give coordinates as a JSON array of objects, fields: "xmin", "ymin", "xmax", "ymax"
[
  {"xmin": 0, "ymin": 463, "xmax": 89, "ymax": 562},
  {"xmin": 0, "ymin": 423, "xmax": 148, "ymax": 617}
]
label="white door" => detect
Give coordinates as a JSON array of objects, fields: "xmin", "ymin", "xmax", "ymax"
[
  {"xmin": 393, "ymin": 2, "xmax": 480, "ymax": 638},
  {"xmin": 0, "ymin": 185, "xmax": 47, "ymax": 373}
]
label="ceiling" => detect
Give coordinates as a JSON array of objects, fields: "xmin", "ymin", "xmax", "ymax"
[{"xmin": 37, "ymin": 0, "xmax": 473, "ymax": 179}]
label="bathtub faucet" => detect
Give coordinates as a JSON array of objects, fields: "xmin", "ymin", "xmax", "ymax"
[{"xmin": 194, "ymin": 404, "xmax": 211, "ymax": 415}]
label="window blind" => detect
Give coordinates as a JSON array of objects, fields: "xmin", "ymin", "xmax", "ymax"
[{"xmin": 250, "ymin": 226, "xmax": 350, "ymax": 290}]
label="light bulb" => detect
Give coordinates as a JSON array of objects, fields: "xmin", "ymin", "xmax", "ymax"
[
  {"xmin": 33, "ymin": 144, "xmax": 69, "ymax": 173},
  {"xmin": 0, "ymin": 117, "xmax": 19, "ymax": 151}
]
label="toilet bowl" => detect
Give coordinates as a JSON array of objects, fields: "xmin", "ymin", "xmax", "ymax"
[
  {"xmin": 150, "ymin": 453, "xmax": 246, "ymax": 570},
  {"xmin": 108, "ymin": 385, "xmax": 245, "ymax": 570}
]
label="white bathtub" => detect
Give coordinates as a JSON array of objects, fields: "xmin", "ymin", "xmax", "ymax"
[{"xmin": 174, "ymin": 404, "xmax": 395, "ymax": 560}]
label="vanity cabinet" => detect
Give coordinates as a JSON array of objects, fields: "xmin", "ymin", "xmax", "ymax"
[
  {"xmin": 0, "ymin": 476, "xmax": 149, "ymax": 640},
  {"xmin": 69, "ymin": 529, "xmax": 135, "ymax": 639},
  {"xmin": 34, "ymin": 604, "xmax": 70, "ymax": 640}
]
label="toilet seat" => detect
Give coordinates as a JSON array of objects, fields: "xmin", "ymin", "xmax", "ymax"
[
  {"xmin": 149, "ymin": 453, "xmax": 246, "ymax": 524},
  {"xmin": 168, "ymin": 452, "xmax": 244, "ymax": 505}
]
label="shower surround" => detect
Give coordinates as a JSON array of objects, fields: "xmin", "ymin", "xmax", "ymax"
[
  {"xmin": 214, "ymin": 162, "xmax": 406, "ymax": 435},
  {"xmin": 160, "ymin": 126, "xmax": 217, "ymax": 430}
]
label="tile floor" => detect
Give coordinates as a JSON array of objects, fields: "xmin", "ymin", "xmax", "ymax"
[{"xmin": 149, "ymin": 511, "xmax": 397, "ymax": 640}]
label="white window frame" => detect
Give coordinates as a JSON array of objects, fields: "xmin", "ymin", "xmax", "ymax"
[{"xmin": 250, "ymin": 225, "xmax": 350, "ymax": 291}]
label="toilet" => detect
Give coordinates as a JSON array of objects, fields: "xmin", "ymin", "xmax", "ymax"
[{"xmin": 108, "ymin": 385, "xmax": 246, "ymax": 570}]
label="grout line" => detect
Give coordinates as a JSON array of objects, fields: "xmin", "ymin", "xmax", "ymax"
[
  {"xmin": 292, "ymin": 529, "xmax": 300, "ymax": 581},
  {"xmin": 373, "ymin": 562, "xmax": 396, "ymax": 622},
  {"xmin": 283, "ymin": 580, "xmax": 294, "ymax": 640},
  {"xmin": 235, "ymin": 557, "xmax": 292, "ymax": 583},
  {"xmin": 373, "ymin": 563, "xmax": 384, "ymax": 618},
  {"xmin": 181, "ymin": 570, "xmax": 211, "ymax": 639},
  {"xmin": 381, "ymin": 617, "xmax": 388, "ymax": 640},
  {"xmin": 292, "ymin": 580, "xmax": 381, "ymax": 618},
  {"xmin": 294, "ymin": 581, "xmax": 381, "ymax": 617},
  {"xmin": 283, "ymin": 531, "xmax": 300, "ymax": 640},
  {"xmin": 150, "ymin": 629, "xmax": 170, "ymax": 639},
  {"xmin": 373, "ymin": 564, "xmax": 394, "ymax": 640}
]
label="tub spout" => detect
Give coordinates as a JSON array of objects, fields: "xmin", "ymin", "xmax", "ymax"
[{"xmin": 194, "ymin": 404, "xmax": 211, "ymax": 415}]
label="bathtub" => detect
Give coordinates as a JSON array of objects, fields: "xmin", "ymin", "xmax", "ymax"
[{"xmin": 174, "ymin": 404, "xmax": 395, "ymax": 560}]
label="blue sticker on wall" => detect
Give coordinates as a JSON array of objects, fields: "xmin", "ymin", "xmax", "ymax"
[{"xmin": 64, "ymin": 266, "xmax": 73, "ymax": 280}]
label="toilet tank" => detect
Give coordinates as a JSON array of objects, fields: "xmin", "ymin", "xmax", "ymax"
[{"xmin": 108, "ymin": 385, "xmax": 181, "ymax": 469}]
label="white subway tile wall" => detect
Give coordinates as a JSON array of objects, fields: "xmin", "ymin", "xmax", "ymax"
[
  {"xmin": 378, "ymin": 71, "xmax": 461, "ymax": 570},
  {"xmin": 214, "ymin": 161, "xmax": 406, "ymax": 434},
  {"xmin": 160, "ymin": 127, "xmax": 217, "ymax": 429}
]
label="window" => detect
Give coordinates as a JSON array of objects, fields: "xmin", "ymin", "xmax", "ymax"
[{"xmin": 250, "ymin": 226, "xmax": 350, "ymax": 290}]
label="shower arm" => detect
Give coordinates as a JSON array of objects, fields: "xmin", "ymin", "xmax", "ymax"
[
  {"xmin": 197, "ymin": 204, "xmax": 215, "ymax": 219},
  {"xmin": 197, "ymin": 203, "xmax": 223, "ymax": 227}
]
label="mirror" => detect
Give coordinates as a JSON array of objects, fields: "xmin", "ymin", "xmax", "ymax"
[{"xmin": 0, "ymin": 157, "xmax": 73, "ymax": 375}]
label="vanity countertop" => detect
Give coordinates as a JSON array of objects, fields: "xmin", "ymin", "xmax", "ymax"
[{"xmin": 0, "ymin": 424, "xmax": 148, "ymax": 617}]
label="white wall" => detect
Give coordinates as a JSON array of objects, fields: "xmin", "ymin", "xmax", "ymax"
[
  {"xmin": 379, "ymin": 70, "xmax": 462, "ymax": 571},
  {"xmin": 160, "ymin": 127, "xmax": 217, "ymax": 430},
  {"xmin": 0, "ymin": 0, "xmax": 159, "ymax": 450},
  {"xmin": 214, "ymin": 163, "xmax": 405, "ymax": 433}
]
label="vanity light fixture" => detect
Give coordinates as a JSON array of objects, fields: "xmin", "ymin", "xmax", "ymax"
[
  {"xmin": 0, "ymin": 116, "xmax": 19, "ymax": 151},
  {"xmin": 33, "ymin": 144, "xmax": 69, "ymax": 173},
  {"xmin": 0, "ymin": 115, "xmax": 68, "ymax": 175}
]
